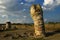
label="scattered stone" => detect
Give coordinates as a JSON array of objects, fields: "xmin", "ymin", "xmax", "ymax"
[
  {"xmin": 12, "ymin": 33, "xmax": 20, "ymax": 39},
  {"xmin": 4, "ymin": 34, "xmax": 12, "ymax": 38}
]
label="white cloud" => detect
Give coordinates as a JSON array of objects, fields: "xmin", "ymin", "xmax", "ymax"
[
  {"xmin": 0, "ymin": 1, "xmax": 3, "ymax": 4},
  {"xmin": 24, "ymin": 3, "xmax": 31, "ymax": 7},
  {"xmin": 0, "ymin": 0, "xmax": 12, "ymax": 4},
  {"xmin": 23, "ymin": 16, "xmax": 27, "ymax": 18},
  {"xmin": 2, "ymin": 15, "xmax": 8, "ymax": 18},
  {"xmin": 42, "ymin": 6, "xmax": 47, "ymax": 10},
  {"xmin": 0, "ymin": 6, "xmax": 6, "ymax": 9},
  {"xmin": 25, "ymin": 0, "xmax": 35, "ymax": 2},
  {"xmin": 0, "ymin": 0, "xmax": 33, "ymax": 23},
  {"xmin": 42, "ymin": 0, "xmax": 60, "ymax": 10},
  {"xmin": 0, "ymin": 10, "xmax": 5, "ymax": 12},
  {"xmin": 20, "ymin": 2, "xmax": 24, "ymax": 5},
  {"xmin": 13, "ymin": 19, "xmax": 27, "ymax": 23},
  {"xmin": 23, "ymin": 9, "xmax": 26, "ymax": 11},
  {"xmin": 56, "ymin": 0, "xmax": 60, "ymax": 5},
  {"xmin": 0, "ymin": 14, "xmax": 9, "ymax": 23},
  {"xmin": 43, "ymin": 0, "xmax": 54, "ymax": 5},
  {"xmin": 44, "ymin": 19, "xmax": 47, "ymax": 22}
]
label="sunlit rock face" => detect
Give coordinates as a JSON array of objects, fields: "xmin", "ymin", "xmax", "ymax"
[{"xmin": 30, "ymin": 4, "xmax": 45, "ymax": 37}]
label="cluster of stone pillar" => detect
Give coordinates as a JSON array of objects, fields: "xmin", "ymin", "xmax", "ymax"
[
  {"xmin": 30, "ymin": 4, "xmax": 45, "ymax": 38},
  {"xmin": 0, "ymin": 4, "xmax": 45, "ymax": 38}
]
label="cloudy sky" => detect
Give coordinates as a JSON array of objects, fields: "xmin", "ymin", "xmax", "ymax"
[{"xmin": 0, "ymin": 0, "xmax": 60, "ymax": 23}]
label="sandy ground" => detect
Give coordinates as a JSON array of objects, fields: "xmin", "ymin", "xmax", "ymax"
[{"xmin": 0, "ymin": 29, "xmax": 60, "ymax": 40}]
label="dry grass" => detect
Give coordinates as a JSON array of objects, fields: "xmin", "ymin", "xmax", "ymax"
[{"xmin": 0, "ymin": 23, "xmax": 60, "ymax": 40}]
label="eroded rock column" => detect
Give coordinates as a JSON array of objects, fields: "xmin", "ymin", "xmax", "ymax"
[
  {"xmin": 6, "ymin": 22, "xmax": 11, "ymax": 30},
  {"xmin": 30, "ymin": 4, "xmax": 45, "ymax": 38}
]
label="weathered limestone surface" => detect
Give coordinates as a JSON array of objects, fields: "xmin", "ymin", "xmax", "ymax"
[
  {"xmin": 6, "ymin": 22, "xmax": 11, "ymax": 30},
  {"xmin": 30, "ymin": 4, "xmax": 45, "ymax": 38}
]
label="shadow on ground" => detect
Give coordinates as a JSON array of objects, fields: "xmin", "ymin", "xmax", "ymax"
[{"xmin": 45, "ymin": 30, "xmax": 60, "ymax": 37}]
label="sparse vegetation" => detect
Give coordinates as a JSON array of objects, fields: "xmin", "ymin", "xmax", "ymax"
[{"xmin": 0, "ymin": 23, "xmax": 60, "ymax": 40}]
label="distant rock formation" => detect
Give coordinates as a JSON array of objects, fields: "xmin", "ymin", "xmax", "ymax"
[
  {"xmin": 6, "ymin": 22, "xmax": 11, "ymax": 30},
  {"xmin": 30, "ymin": 4, "xmax": 45, "ymax": 38}
]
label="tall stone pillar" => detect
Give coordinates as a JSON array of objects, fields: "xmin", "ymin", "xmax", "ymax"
[
  {"xmin": 6, "ymin": 22, "xmax": 11, "ymax": 29},
  {"xmin": 30, "ymin": 4, "xmax": 45, "ymax": 38}
]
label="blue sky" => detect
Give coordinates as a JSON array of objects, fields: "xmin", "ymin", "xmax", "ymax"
[{"xmin": 0, "ymin": 0, "xmax": 60, "ymax": 23}]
